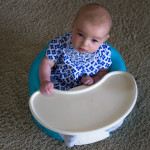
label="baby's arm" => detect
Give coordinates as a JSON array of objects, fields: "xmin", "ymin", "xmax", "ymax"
[
  {"xmin": 81, "ymin": 68, "xmax": 109, "ymax": 86},
  {"xmin": 39, "ymin": 56, "xmax": 55, "ymax": 95}
]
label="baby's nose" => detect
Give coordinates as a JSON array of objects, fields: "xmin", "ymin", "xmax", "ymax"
[{"xmin": 82, "ymin": 39, "xmax": 88, "ymax": 47}]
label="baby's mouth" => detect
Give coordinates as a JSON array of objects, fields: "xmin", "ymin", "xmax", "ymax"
[{"xmin": 78, "ymin": 47, "xmax": 88, "ymax": 53}]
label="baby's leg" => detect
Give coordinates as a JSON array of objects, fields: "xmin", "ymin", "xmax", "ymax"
[{"xmin": 60, "ymin": 134, "xmax": 78, "ymax": 147}]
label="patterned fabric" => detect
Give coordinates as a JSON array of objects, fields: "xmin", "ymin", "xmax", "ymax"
[{"xmin": 45, "ymin": 32, "xmax": 112, "ymax": 90}]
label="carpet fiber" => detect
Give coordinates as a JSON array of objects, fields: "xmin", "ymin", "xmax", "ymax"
[{"xmin": 0, "ymin": 0, "xmax": 150, "ymax": 149}]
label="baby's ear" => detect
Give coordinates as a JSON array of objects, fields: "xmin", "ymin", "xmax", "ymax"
[
  {"xmin": 104, "ymin": 35, "xmax": 110, "ymax": 41},
  {"xmin": 72, "ymin": 21, "xmax": 75, "ymax": 29}
]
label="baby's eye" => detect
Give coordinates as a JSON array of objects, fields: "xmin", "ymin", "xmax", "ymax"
[
  {"xmin": 78, "ymin": 33, "xmax": 83, "ymax": 37},
  {"xmin": 92, "ymin": 39, "xmax": 98, "ymax": 43}
]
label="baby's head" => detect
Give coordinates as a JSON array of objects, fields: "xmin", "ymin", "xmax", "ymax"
[{"xmin": 72, "ymin": 3, "xmax": 112, "ymax": 53}]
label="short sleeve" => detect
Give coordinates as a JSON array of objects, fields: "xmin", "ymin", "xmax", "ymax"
[
  {"xmin": 45, "ymin": 39, "xmax": 61, "ymax": 62},
  {"xmin": 100, "ymin": 43, "xmax": 112, "ymax": 69}
]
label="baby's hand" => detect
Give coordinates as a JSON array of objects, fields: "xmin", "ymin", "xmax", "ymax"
[
  {"xmin": 81, "ymin": 76, "xmax": 94, "ymax": 85},
  {"xmin": 40, "ymin": 81, "xmax": 54, "ymax": 95}
]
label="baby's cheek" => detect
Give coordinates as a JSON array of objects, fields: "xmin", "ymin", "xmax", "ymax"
[{"xmin": 89, "ymin": 45, "xmax": 99, "ymax": 53}]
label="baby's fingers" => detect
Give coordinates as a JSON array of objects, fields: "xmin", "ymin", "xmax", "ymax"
[
  {"xmin": 40, "ymin": 82, "xmax": 54, "ymax": 95},
  {"xmin": 84, "ymin": 79, "xmax": 93, "ymax": 85},
  {"xmin": 45, "ymin": 83, "xmax": 54, "ymax": 94}
]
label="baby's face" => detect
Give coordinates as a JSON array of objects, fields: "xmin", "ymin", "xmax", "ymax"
[{"xmin": 72, "ymin": 20, "xmax": 110, "ymax": 53}]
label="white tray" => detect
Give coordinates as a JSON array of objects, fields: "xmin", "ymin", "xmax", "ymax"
[{"xmin": 29, "ymin": 71, "xmax": 137, "ymax": 135}]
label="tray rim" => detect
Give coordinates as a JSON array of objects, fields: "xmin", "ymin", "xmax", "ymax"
[{"xmin": 29, "ymin": 71, "xmax": 138, "ymax": 135}]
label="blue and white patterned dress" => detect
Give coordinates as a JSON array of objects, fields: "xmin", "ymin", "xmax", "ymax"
[{"xmin": 45, "ymin": 32, "xmax": 112, "ymax": 90}]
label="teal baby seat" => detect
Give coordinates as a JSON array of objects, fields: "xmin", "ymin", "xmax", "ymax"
[{"xmin": 29, "ymin": 43, "xmax": 126, "ymax": 141}]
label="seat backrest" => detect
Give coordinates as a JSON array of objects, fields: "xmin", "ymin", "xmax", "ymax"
[{"xmin": 108, "ymin": 44, "xmax": 126, "ymax": 72}]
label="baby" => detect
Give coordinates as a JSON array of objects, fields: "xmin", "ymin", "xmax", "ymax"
[
  {"xmin": 39, "ymin": 3, "xmax": 112, "ymax": 95},
  {"xmin": 39, "ymin": 3, "xmax": 113, "ymax": 147}
]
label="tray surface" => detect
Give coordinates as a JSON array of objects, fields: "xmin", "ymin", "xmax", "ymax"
[{"xmin": 29, "ymin": 71, "xmax": 137, "ymax": 135}]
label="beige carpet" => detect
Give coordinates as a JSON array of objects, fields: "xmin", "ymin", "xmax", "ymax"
[{"xmin": 0, "ymin": 0, "xmax": 150, "ymax": 149}]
